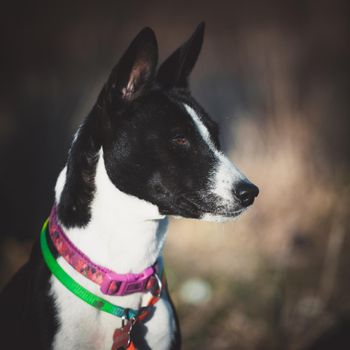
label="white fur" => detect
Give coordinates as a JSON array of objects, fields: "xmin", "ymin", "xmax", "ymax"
[
  {"xmin": 51, "ymin": 152, "xmax": 175, "ymax": 350},
  {"xmin": 54, "ymin": 166, "xmax": 66, "ymax": 204},
  {"xmin": 72, "ymin": 125, "xmax": 82, "ymax": 143},
  {"xmin": 50, "ymin": 104, "xmax": 247, "ymax": 349},
  {"xmin": 201, "ymin": 209, "xmax": 244, "ymax": 223},
  {"xmin": 184, "ymin": 104, "xmax": 246, "ymax": 220}
]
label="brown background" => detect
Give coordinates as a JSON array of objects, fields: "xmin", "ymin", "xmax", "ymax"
[{"xmin": 1, "ymin": 1, "xmax": 350, "ymax": 349}]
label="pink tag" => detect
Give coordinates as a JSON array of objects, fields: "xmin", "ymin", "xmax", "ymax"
[{"xmin": 111, "ymin": 322, "xmax": 132, "ymax": 350}]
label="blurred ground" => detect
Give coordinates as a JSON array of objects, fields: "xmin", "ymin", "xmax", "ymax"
[
  {"xmin": 165, "ymin": 115, "xmax": 350, "ymax": 349},
  {"xmin": 1, "ymin": 1, "xmax": 350, "ymax": 349}
]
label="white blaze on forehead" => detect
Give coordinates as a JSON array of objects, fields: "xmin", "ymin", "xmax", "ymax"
[
  {"xmin": 183, "ymin": 103, "xmax": 246, "ymax": 210},
  {"xmin": 184, "ymin": 104, "xmax": 217, "ymax": 152}
]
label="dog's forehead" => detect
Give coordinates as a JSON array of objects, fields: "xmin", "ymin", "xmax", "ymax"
[
  {"xmin": 149, "ymin": 92, "xmax": 217, "ymax": 136},
  {"xmin": 122, "ymin": 91, "xmax": 218, "ymax": 146},
  {"xmin": 173, "ymin": 97, "xmax": 218, "ymax": 144}
]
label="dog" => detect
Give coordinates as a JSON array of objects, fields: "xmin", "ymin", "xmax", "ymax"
[{"xmin": 0, "ymin": 23, "xmax": 259, "ymax": 350}]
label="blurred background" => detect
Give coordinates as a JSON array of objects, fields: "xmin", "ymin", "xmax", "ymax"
[{"xmin": 1, "ymin": 0, "xmax": 349, "ymax": 349}]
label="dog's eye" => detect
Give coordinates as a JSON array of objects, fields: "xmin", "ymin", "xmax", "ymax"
[{"xmin": 172, "ymin": 135, "xmax": 190, "ymax": 146}]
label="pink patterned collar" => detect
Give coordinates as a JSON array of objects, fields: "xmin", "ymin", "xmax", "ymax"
[{"xmin": 48, "ymin": 206, "xmax": 161, "ymax": 296}]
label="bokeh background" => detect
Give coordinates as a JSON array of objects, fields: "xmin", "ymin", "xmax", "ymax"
[{"xmin": 1, "ymin": 1, "xmax": 349, "ymax": 349}]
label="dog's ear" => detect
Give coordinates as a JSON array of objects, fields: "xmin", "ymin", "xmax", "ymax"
[
  {"xmin": 104, "ymin": 27, "xmax": 158, "ymax": 104},
  {"xmin": 157, "ymin": 22, "xmax": 205, "ymax": 90}
]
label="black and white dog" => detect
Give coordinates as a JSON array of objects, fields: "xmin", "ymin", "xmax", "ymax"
[{"xmin": 0, "ymin": 23, "xmax": 258, "ymax": 350}]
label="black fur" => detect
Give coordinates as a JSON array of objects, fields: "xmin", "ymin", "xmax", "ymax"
[
  {"xmin": 157, "ymin": 22, "xmax": 205, "ymax": 89},
  {"xmin": 0, "ymin": 238, "xmax": 58, "ymax": 349},
  {"xmin": 58, "ymin": 22, "xmax": 234, "ymax": 229},
  {"xmin": 58, "ymin": 110, "xmax": 100, "ymax": 228},
  {"xmin": 0, "ymin": 23, "xmax": 256, "ymax": 349}
]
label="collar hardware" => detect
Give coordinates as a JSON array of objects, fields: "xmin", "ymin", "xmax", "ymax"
[
  {"xmin": 40, "ymin": 218, "xmax": 166, "ymax": 322},
  {"xmin": 100, "ymin": 266, "xmax": 156, "ymax": 296},
  {"xmin": 49, "ymin": 206, "xmax": 162, "ymax": 297}
]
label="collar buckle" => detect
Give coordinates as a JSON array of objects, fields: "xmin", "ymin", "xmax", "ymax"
[{"xmin": 100, "ymin": 266, "xmax": 155, "ymax": 296}]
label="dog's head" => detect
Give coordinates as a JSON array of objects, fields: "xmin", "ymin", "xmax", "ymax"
[
  {"xmin": 91, "ymin": 23, "xmax": 258, "ymax": 222},
  {"xmin": 59, "ymin": 24, "xmax": 258, "ymax": 227}
]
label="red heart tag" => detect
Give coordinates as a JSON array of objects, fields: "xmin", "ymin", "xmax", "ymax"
[{"xmin": 111, "ymin": 322, "xmax": 132, "ymax": 350}]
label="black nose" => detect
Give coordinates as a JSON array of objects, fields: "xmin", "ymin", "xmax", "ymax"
[{"xmin": 235, "ymin": 181, "xmax": 259, "ymax": 207}]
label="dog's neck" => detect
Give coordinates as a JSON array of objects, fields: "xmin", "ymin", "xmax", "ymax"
[{"xmin": 55, "ymin": 151, "xmax": 168, "ymax": 274}]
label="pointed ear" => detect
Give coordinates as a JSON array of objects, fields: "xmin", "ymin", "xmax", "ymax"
[
  {"xmin": 157, "ymin": 22, "xmax": 205, "ymax": 89},
  {"xmin": 105, "ymin": 27, "xmax": 158, "ymax": 104}
]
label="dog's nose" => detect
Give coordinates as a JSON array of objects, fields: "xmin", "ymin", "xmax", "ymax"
[{"xmin": 235, "ymin": 181, "xmax": 259, "ymax": 207}]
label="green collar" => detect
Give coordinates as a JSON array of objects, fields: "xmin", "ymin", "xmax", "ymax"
[{"xmin": 40, "ymin": 219, "xmax": 138, "ymax": 320}]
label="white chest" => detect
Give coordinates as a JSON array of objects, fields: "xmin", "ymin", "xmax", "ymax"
[
  {"xmin": 50, "ymin": 260, "xmax": 176, "ymax": 350},
  {"xmin": 52, "ymin": 155, "xmax": 176, "ymax": 349}
]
